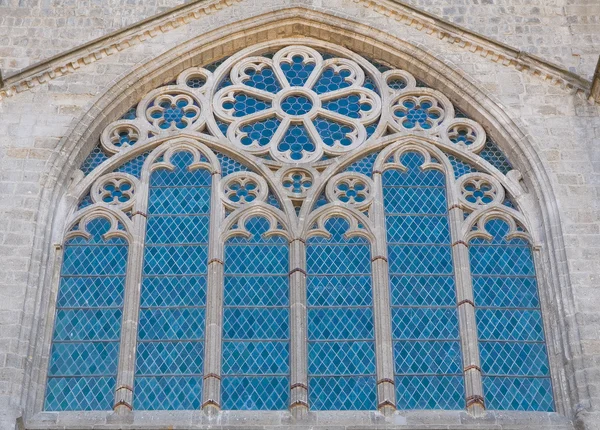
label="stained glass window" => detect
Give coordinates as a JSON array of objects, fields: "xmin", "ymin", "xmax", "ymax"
[
  {"xmin": 134, "ymin": 151, "xmax": 209, "ymax": 410},
  {"xmin": 384, "ymin": 152, "xmax": 464, "ymax": 410},
  {"xmin": 307, "ymin": 217, "xmax": 377, "ymax": 410},
  {"xmin": 45, "ymin": 218, "xmax": 127, "ymax": 411},
  {"xmin": 470, "ymin": 219, "xmax": 553, "ymax": 411},
  {"xmin": 221, "ymin": 217, "xmax": 290, "ymax": 410}
]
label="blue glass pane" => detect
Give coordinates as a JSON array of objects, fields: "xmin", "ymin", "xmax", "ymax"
[
  {"xmin": 222, "ymin": 342, "xmax": 289, "ymax": 375},
  {"xmin": 138, "ymin": 308, "xmax": 205, "ymax": 340},
  {"xmin": 383, "ymin": 154, "xmax": 445, "ymax": 187},
  {"xmin": 240, "ymin": 117, "xmax": 281, "ymax": 147},
  {"xmin": 307, "ymin": 245, "xmax": 371, "ymax": 274},
  {"xmin": 61, "ymin": 245, "xmax": 128, "ymax": 276},
  {"xmin": 312, "ymin": 67, "xmax": 352, "ymax": 94},
  {"xmin": 476, "ymin": 309, "xmax": 544, "ymax": 342},
  {"xmin": 45, "ymin": 377, "xmax": 116, "ymax": 411},
  {"xmin": 388, "ymin": 245, "xmax": 453, "ymax": 274},
  {"xmin": 115, "ymin": 151, "xmax": 150, "ymax": 178},
  {"xmin": 150, "ymin": 153, "xmax": 212, "ymax": 187},
  {"xmin": 146, "ymin": 215, "xmax": 209, "ymax": 244},
  {"xmin": 80, "ymin": 145, "xmax": 108, "ymax": 176},
  {"xmin": 480, "ymin": 342, "xmax": 549, "ymax": 376},
  {"xmin": 307, "ymin": 275, "xmax": 372, "ymax": 307},
  {"xmin": 473, "ymin": 276, "xmax": 539, "ymax": 308},
  {"xmin": 396, "ymin": 376, "xmax": 464, "ymax": 410},
  {"xmin": 225, "ymin": 245, "xmax": 288, "ymax": 274},
  {"xmin": 483, "ymin": 377, "xmax": 554, "ymax": 411},
  {"xmin": 480, "ymin": 139, "xmax": 512, "ymax": 174},
  {"xmin": 386, "ymin": 215, "xmax": 450, "ymax": 244},
  {"xmin": 121, "ymin": 106, "xmax": 137, "ymax": 120},
  {"xmin": 221, "ymin": 376, "xmax": 289, "ymax": 410},
  {"xmin": 216, "ymin": 152, "xmax": 248, "ymax": 176},
  {"xmin": 140, "ymin": 276, "xmax": 206, "ymax": 308},
  {"xmin": 53, "ymin": 309, "xmax": 122, "ymax": 341},
  {"xmin": 242, "ymin": 66, "xmax": 282, "ymax": 93},
  {"xmin": 309, "ymin": 376, "xmax": 376, "ymax": 410},
  {"xmin": 393, "ymin": 341, "xmax": 461, "ymax": 374},
  {"xmin": 392, "ymin": 308, "xmax": 459, "ymax": 340},
  {"xmin": 224, "ymin": 275, "xmax": 288, "ymax": 306},
  {"xmin": 384, "ymin": 187, "xmax": 447, "ymax": 214},
  {"xmin": 308, "ymin": 308, "xmax": 374, "ymax": 340},
  {"xmin": 346, "ymin": 152, "xmax": 378, "ymax": 176},
  {"xmin": 223, "ymin": 308, "xmax": 289, "ymax": 340},
  {"xmin": 148, "ymin": 187, "xmax": 211, "ymax": 214},
  {"xmin": 313, "ymin": 117, "xmax": 354, "ymax": 147},
  {"xmin": 390, "ymin": 276, "xmax": 455, "ymax": 307},
  {"xmin": 280, "ymin": 55, "xmax": 315, "ymax": 86},
  {"xmin": 448, "ymin": 154, "xmax": 478, "ymax": 178},
  {"xmin": 277, "ymin": 124, "xmax": 316, "ymax": 161},
  {"xmin": 57, "ymin": 277, "xmax": 124, "ymax": 308},
  {"xmin": 469, "ymin": 246, "xmax": 535, "ymax": 276},
  {"xmin": 48, "ymin": 342, "xmax": 119, "ymax": 376},
  {"xmin": 309, "ymin": 341, "xmax": 375, "ymax": 375},
  {"xmin": 134, "ymin": 376, "xmax": 202, "ymax": 410},
  {"xmin": 322, "ymin": 94, "xmax": 369, "ymax": 118},
  {"xmin": 136, "ymin": 341, "xmax": 204, "ymax": 375},
  {"xmin": 143, "ymin": 245, "xmax": 208, "ymax": 275}
]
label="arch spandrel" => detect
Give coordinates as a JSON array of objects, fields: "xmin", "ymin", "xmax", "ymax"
[{"xmin": 25, "ymin": 10, "xmax": 584, "ymax": 429}]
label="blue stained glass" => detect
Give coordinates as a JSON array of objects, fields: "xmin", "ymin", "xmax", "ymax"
[
  {"xmin": 363, "ymin": 75, "xmax": 378, "ymax": 93},
  {"xmin": 394, "ymin": 99, "xmax": 441, "ymax": 129},
  {"xmin": 115, "ymin": 151, "xmax": 151, "ymax": 178},
  {"xmin": 307, "ymin": 244, "xmax": 371, "ymax": 274},
  {"xmin": 480, "ymin": 342, "xmax": 549, "ymax": 376},
  {"xmin": 278, "ymin": 124, "xmax": 316, "ymax": 161},
  {"xmin": 57, "ymin": 277, "xmax": 124, "ymax": 308},
  {"xmin": 221, "ymin": 376, "xmax": 289, "ymax": 410},
  {"xmin": 307, "ymin": 275, "xmax": 372, "ymax": 307},
  {"xmin": 121, "ymin": 106, "xmax": 137, "ymax": 120},
  {"xmin": 388, "ymin": 245, "xmax": 453, "ymax": 274},
  {"xmin": 223, "ymin": 93, "xmax": 271, "ymax": 117},
  {"xmin": 393, "ymin": 341, "xmax": 461, "ymax": 374},
  {"xmin": 386, "ymin": 215, "xmax": 450, "ymax": 244},
  {"xmin": 205, "ymin": 56, "xmax": 228, "ymax": 72},
  {"xmin": 146, "ymin": 215, "xmax": 209, "ymax": 244},
  {"xmin": 309, "ymin": 341, "xmax": 375, "ymax": 375},
  {"xmin": 313, "ymin": 117, "xmax": 354, "ymax": 147},
  {"xmin": 225, "ymin": 245, "xmax": 288, "ymax": 274},
  {"xmin": 140, "ymin": 276, "xmax": 206, "ymax": 308},
  {"xmin": 134, "ymin": 376, "xmax": 202, "ymax": 410},
  {"xmin": 222, "ymin": 342, "xmax": 289, "ymax": 374},
  {"xmin": 223, "ymin": 308, "xmax": 289, "ymax": 340},
  {"xmin": 281, "ymin": 95, "xmax": 313, "ymax": 115},
  {"xmin": 396, "ymin": 376, "xmax": 465, "ymax": 410},
  {"xmin": 53, "ymin": 309, "xmax": 122, "ymax": 341},
  {"xmin": 136, "ymin": 341, "xmax": 204, "ymax": 375},
  {"xmin": 240, "ymin": 117, "xmax": 281, "ymax": 146},
  {"xmin": 143, "ymin": 245, "xmax": 208, "ymax": 275},
  {"xmin": 312, "ymin": 67, "xmax": 352, "ymax": 94},
  {"xmin": 390, "ymin": 276, "xmax": 455, "ymax": 307},
  {"xmin": 139, "ymin": 308, "xmax": 205, "ymax": 340},
  {"xmin": 309, "ymin": 376, "xmax": 376, "ymax": 410},
  {"xmin": 309, "ymin": 308, "xmax": 374, "ymax": 340},
  {"xmin": 473, "ymin": 276, "xmax": 539, "ymax": 308},
  {"xmin": 80, "ymin": 145, "xmax": 109, "ymax": 175},
  {"xmin": 480, "ymin": 139, "xmax": 512, "ymax": 174},
  {"xmin": 216, "ymin": 152, "xmax": 248, "ymax": 176},
  {"xmin": 322, "ymin": 94, "xmax": 370, "ymax": 118},
  {"xmin": 476, "ymin": 309, "xmax": 544, "ymax": 342},
  {"xmin": 383, "ymin": 187, "xmax": 447, "ymax": 214},
  {"xmin": 448, "ymin": 154, "xmax": 478, "ymax": 178},
  {"xmin": 45, "ymin": 377, "xmax": 116, "ymax": 411},
  {"xmin": 242, "ymin": 66, "xmax": 282, "ymax": 93},
  {"xmin": 48, "ymin": 342, "xmax": 119, "ymax": 376},
  {"xmin": 392, "ymin": 308, "xmax": 459, "ymax": 340},
  {"xmin": 346, "ymin": 152, "xmax": 378, "ymax": 176},
  {"xmin": 77, "ymin": 193, "xmax": 93, "ymax": 210},
  {"xmin": 224, "ymin": 275, "xmax": 288, "ymax": 306},
  {"xmin": 382, "ymin": 155, "xmax": 446, "ymax": 186},
  {"xmin": 483, "ymin": 377, "xmax": 554, "ymax": 411},
  {"xmin": 148, "ymin": 189, "xmax": 212, "ymax": 213},
  {"xmin": 469, "ymin": 246, "xmax": 535, "ymax": 276},
  {"xmin": 280, "ymin": 55, "xmax": 315, "ymax": 86}
]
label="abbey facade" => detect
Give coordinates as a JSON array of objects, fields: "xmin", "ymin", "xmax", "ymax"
[{"xmin": 0, "ymin": 1, "xmax": 599, "ymax": 429}]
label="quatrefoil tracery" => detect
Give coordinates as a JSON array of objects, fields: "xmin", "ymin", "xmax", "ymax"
[
  {"xmin": 326, "ymin": 173, "xmax": 374, "ymax": 210},
  {"xmin": 221, "ymin": 172, "xmax": 268, "ymax": 209},
  {"xmin": 458, "ymin": 173, "xmax": 505, "ymax": 209},
  {"xmin": 90, "ymin": 173, "xmax": 138, "ymax": 210}
]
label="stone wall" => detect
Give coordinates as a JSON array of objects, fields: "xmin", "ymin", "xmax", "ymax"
[{"xmin": 0, "ymin": 0, "xmax": 599, "ymax": 429}]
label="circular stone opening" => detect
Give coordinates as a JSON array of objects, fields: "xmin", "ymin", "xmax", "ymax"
[{"xmin": 280, "ymin": 95, "xmax": 313, "ymax": 116}]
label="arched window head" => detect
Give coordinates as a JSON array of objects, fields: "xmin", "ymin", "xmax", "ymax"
[{"xmin": 44, "ymin": 42, "xmax": 555, "ymax": 418}]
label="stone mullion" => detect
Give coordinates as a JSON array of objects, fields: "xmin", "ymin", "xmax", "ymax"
[
  {"xmin": 113, "ymin": 211, "xmax": 147, "ymax": 415},
  {"xmin": 448, "ymin": 205, "xmax": 484, "ymax": 417},
  {"xmin": 371, "ymin": 171, "xmax": 396, "ymax": 415},
  {"xmin": 202, "ymin": 172, "xmax": 225, "ymax": 414},
  {"xmin": 289, "ymin": 238, "xmax": 309, "ymax": 418}
]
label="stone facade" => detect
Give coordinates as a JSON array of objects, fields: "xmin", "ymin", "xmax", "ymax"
[{"xmin": 0, "ymin": 1, "xmax": 599, "ymax": 429}]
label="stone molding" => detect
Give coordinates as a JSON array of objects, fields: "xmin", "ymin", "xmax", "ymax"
[{"xmin": 0, "ymin": 0, "xmax": 594, "ymax": 102}]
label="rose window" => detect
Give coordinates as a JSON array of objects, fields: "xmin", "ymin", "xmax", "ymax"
[{"xmin": 213, "ymin": 46, "xmax": 382, "ymax": 163}]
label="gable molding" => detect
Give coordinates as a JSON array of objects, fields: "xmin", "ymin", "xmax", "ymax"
[{"xmin": 0, "ymin": 0, "xmax": 594, "ymax": 102}]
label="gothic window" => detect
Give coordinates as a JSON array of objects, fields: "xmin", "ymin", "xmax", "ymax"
[{"xmin": 43, "ymin": 42, "xmax": 556, "ymax": 415}]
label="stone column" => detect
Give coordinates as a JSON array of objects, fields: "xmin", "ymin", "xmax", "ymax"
[
  {"xmin": 202, "ymin": 171, "xmax": 225, "ymax": 414},
  {"xmin": 448, "ymin": 205, "xmax": 485, "ymax": 416},
  {"xmin": 289, "ymin": 237, "xmax": 309, "ymax": 418},
  {"xmin": 371, "ymin": 171, "xmax": 396, "ymax": 415}
]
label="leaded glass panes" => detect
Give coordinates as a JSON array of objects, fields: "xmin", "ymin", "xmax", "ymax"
[
  {"xmin": 45, "ymin": 218, "xmax": 126, "ymax": 411},
  {"xmin": 384, "ymin": 152, "xmax": 464, "ymax": 410},
  {"xmin": 307, "ymin": 218, "xmax": 377, "ymax": 410},
  {"xmin": 221, "ymin": 217, "xmax": 290, "ymax": 410},
  {"xmin": 470, "ymin": 219, "xmax": 554, "ymax": 411},
  {"xmin": 134, "ymin": 151, "xmax": 209, "ymax": 410}
]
